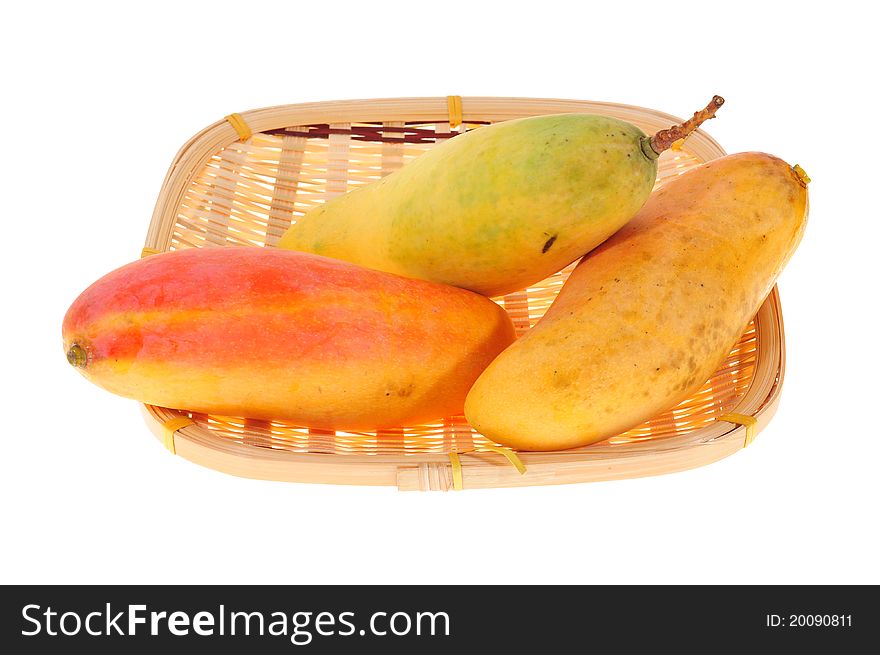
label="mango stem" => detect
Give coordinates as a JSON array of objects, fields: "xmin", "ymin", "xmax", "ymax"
[
  {"xmin": 642, "ymin": 95, "xmax": 725, "ymax": 159},
  {"xmin": 67, "ymin": 343, "xmax": 88, "ymax": 368}
]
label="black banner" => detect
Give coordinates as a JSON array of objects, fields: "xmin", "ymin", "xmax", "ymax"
[{"xmin": 1, "ymin": 585, "xmax": 874, "ymax": 652}]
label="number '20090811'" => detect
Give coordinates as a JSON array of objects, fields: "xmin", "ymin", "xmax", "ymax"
[{"xmin": 766, "ymin": 615, "xmax": 852, "ymax": 627}]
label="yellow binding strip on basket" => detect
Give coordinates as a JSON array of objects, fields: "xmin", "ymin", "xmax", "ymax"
[
  {"xmin": 141, "ymin": 247, "xmax": 161, "ymax": 258},
  {"xmin": 719, "ymin": 413, "xmax": 758, "ymax": 447},
  {"xmin": 160, "ymin": 416, "xmax": 194, "ymax": 455},
  {"xmin": 448, "ymin": 446, "xmax": 526, "ymax": 490},
  {"xmin": 446, "ymin": 95, "xmax": 462, "ymax": 129},
  {"xmin": 483, "ymin": 444, "xmax": 527, "ymax": 474},
  {"xmin": 448, "ymin": 453, "xmax": 463, "ymax": 490},
  {"xmin": 225, "ymin": 113, "xmax": 252, "ymax": 142}
]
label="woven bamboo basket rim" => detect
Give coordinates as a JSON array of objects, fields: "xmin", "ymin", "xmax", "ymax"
[{"xmin": 140, "ymin": 96, "xmax": 784, "ymax": 490}]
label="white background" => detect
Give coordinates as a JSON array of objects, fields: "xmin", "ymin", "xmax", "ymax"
[{"xmin": 2, "ymin": 0, "xmax": 877, "ymax": 585}]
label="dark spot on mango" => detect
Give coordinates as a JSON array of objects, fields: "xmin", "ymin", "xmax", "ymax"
[
  {"xmin": 552, "ymin": 369, "xmax": 577, "ymax": 388},
  {"xmin": 542, "ymin": 234, "xmax": 557, "ymax": 253}
]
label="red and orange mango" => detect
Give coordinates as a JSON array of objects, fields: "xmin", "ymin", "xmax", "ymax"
[{"xmin": 63, "ymin": 247, "xmax": 515, "ymax": 428}]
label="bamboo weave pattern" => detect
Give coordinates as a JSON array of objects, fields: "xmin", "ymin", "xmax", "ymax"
[{"xmin": 151, "ymin": 105, "xmax": 763, "ymax": 457}]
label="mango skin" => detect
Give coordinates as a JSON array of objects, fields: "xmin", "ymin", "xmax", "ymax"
[
  {"xmin": 279, "ymin": 114, "xmax": 657, "ymax": 296},
  {"xmin": 465, "ymin": 152, "xmax": 809, "ymax": 450},
  {"xmin": 63, "ymin": 247, "xmax": 515, "ymax": 429}
]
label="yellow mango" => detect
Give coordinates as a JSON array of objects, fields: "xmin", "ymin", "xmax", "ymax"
[
  {"xmin": 279, "ymin": 98, "xmax": 724, "ymax": 296},
  {"xmin": 465, "ymin": 152, "xmax": 809, "ymax": 450}
]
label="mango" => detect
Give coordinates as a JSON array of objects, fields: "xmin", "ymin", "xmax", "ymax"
[
  {"xmin": 63, "ymin": 247, "xmax": 515, "ymax": 428},
  {"xmin": 279, "ymin": 98, "xmax": 724, "ymax": 296},
  {"xmin": 464, "ymin": 152, "xmax": 809, "ymax": 450}
]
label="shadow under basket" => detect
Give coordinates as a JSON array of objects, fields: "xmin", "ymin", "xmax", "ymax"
[{"xmin": 141, "ymin": 96, "xmax": 784, "ymax": 491}]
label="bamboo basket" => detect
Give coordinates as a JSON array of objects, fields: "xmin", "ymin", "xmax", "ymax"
[{"xmin": 141, "ymin": 96, "xmax": 785, "ymax": 491}]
